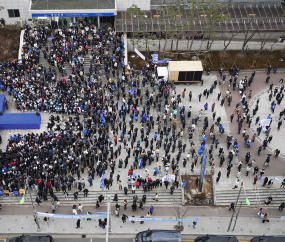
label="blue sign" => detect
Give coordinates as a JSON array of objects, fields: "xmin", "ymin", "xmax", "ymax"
[
  {"xmin": 32, "ymin": 13, "xmax": 114, "ymax": 17},
  {"xmin": 280, "ymin": 217, "xmax": 285, "ymax": 220},
  {"xmin": 37, "ymin": 212, "xmax": 107, "ymax": 219},
  {"xmin": 129, "ymin": 217, "xmax": 198, "ymax": 222},
  {"xmin": 200, "ymin": 149, "xmax": 207, "ymax": 185},
  {"xmin": 156, "ymin": 59, "xmax": 171, "ymax": 64}
]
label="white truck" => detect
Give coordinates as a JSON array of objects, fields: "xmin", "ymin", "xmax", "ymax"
[{"xmin": 155, "ymin": 66, "xmax": 169, "ymax": 85}]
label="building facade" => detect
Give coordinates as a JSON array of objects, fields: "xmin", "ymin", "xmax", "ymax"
[{"xmin": 0, "ymin": 0, "xmax": 283, "ymax": 26}]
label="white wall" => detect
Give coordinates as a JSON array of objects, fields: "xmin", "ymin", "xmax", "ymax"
[
  {"xmin": 0, "ymin": 0, "xmax": 31, "ymax": 25},
  {"xmin": 127, "ymin": 38, "xmax": 285, "ymax": 52},
  {"xmin": 117, "ymin": 0, "xmax": 150, "ymax": 11}
]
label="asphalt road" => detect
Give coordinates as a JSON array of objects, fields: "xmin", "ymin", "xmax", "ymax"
[{"xmin": 0, "ymin": 236, "xmax": 259, "ymax": 242}]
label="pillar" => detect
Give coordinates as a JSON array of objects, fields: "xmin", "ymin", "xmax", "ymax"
[
  {"xmin": 123, "ymin": 32, "xmax": 128, "ymax": 66},
  {"xmin": 97, "ymin": 16, "xmax": 100, "ymax": 28}
]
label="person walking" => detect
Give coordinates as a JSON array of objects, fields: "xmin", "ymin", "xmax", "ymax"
[
  {"xmin": 262, "ymin": 214, "xmax": 269, "ymax": 223},
  {"xmin": 232, "ymin": 179, "xmax": 240, "ymax": 189},
  {"xmin": 150, "ymin": 205, "xmax": 154, "ymax": 215},
  {"xmin": 76, "ymin": 219, "xmax": 81, "ymax": 228},
  {"xmin": 229, "ymin": 202, "xmax": 235, "ymax": 211},
  {"xmin": 279, "ymin": 202, "xmax": 285, "ymax": 211},
  {"xmin": 262, "ymin": 177, "xmax": 269, "ymax": 187},
  {"xmin": 35, "ymin": 197, "xmax": 41, "ymax": 206},
  {"xmin": 280, "ymin": 179, "xmax": 285, "ymax": 188},
  {"xmin": 124, "ymin": 199, "xmax": 128, "ymax": 210},
  {"xmin": 122, "ymin": 214, "xmax": 128, "ymax": 223}
]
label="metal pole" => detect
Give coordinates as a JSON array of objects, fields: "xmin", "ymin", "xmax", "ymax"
[
  {"xmin": 29, "ymin": 190, "xmax": 41, "ymax": 231},
  {"xmin": 34, "ymin": 212, "xmax": 41, "ymax": 232},
  {"xmin": 106, "ymin": 195, "xmax": 110, "ymax": 242},
  {"xmin": 232, "ymin": 202, "xmax": 242, "ymax": 231},
  {"xmin": 227, "ymin": 181, "xmax": 243, "ymax": 232},
  {"xmin": 30, "ymin": 192, "xmax": 35, "ymax": 211}
]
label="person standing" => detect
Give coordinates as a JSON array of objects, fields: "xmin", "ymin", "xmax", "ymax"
[
  {"xmin": 258, "ymin": 146, "xmax": 262, "ymax": 156},
  {"xmin": 230, "ymin": 114, "xmax": 234, "ymax": 123},
  {"xmin": 260, "ymin": 169, "xmax": 265, "ymax": 177},
  {"xmin": 246, "ymin": 165, "xmax": 251, "ymax": 176},
  {"xmin": 253, "ymin": 175, "xmax": 258, "ymax": 185},
  {"xmin": 182, "ymin": 88, "xmax": 186, "ymax": 98},
  {"xmin": 76, "ymin": 219, "xmax": 81, "ymax": 228}
]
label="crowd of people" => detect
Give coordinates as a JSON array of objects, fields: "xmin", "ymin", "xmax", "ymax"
[
  {"xmin": 0, "ymin": 21, "xmax": 192, "ymax": 207},
  {"xmin": 0, "ymin": 19, "xmax": 284, "ymax": 224}
]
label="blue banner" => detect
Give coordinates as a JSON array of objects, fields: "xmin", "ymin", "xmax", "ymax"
[
  {"xmin": 32, "ymin": 13, "xmax": 114, "ymax": 17},
  {"xmin": 100, "ymin": 171, "xmax": 104, "ymax": 189},
  {"xmin": 129, "ymin": 217, "xmax": 198, "ymax": 222},
  {"xmin": 274, "ymin": 177, "xmax": 283, "ymax": 182},
  {"xmin": 151, "ymin": 54, "xmax": 158, "ymax": 63},
  {"xmin": 37, "ymin": 212, "xmax": 107, "ymax": 219},
  {"xmin": 200, "ymin": 149, "xmax": 207, "ymax": 185}
]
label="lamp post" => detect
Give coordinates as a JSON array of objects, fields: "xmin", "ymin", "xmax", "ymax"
[{"xmin": 227, "ymin": 180, "xmax": 243, "ymax": 232}]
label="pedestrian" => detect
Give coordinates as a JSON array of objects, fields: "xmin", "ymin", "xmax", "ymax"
[
  {"xmin": 262, "ymin": 177, "xmax": 268, "ymax": 187},
  {"xmin": 280, "ymin": 179, "xmax": 285, "ymax": 188},
  {"xmin": 260, "ymin": 169, "xmax": 265, "ymax": 177},
  {"xmin": 246, "ymin": 165, "xmax": 251, "ymax": 176},
  {"xmin": 279, "ymin": 202, "xmax": 285, "ymax": 211},
  {"xmin": 229, "ymin": 202, "xmax": 235, "ymax": 211},
  {"xmin": 35, "ymin": 197, "xmax": 41, "ymax": 206},
  {"xmin": 77, "ymin": 204, "xmax": 83, "ymax": 212},
  {"xmin": 153, "ymin": 193, "xmax": 158, "ymax": 201},
  {"xmin": 76, "ymin": 219, "xmax": 81, "ymax": 228},
  {"xmin": 262, "ymin": 214, "xmax": 269, "ymax": 223},
  {"xmin": 258, "ymin": 146, "xmax": 262, "ymax": 156},
  {"xmin": 232, "ymin": 179, "xmax": 239, "ymax": 189},
  {"xmin": 253, "ymin": 175, "xmax": 258, "ymax": 185},
  {"xmin": 124, "ymin": 199, "xmax": 128, "ymax": 210},
  {"xmin": 150, "ymin": 205, "xmax": 154, "ymax": 215},
  {"xmin": 51, "ymin": 203, "xmax": 56, "ymax": 213},
  {"xmin": 122, "ymin": 214, "xmax": 128, "ymax": 223}
]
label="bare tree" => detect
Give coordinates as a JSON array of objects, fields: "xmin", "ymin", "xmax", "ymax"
[
  {"xmin": 173, "ymin": 204, "xmax": 190, "ymax": 230},
  {"xmin": 221, "ymin": 30, "xmax": 239, "ymax": 53},
  {"xmin": 257, "ymin": 32, "xmax": 272, "ymax": 56},
  {"xmin": 240, "ymin": 20, "xmax": 264, "ymax": 54}
]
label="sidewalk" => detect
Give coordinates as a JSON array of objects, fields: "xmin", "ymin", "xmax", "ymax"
[{"xmin": 0, "ymin": 205, "xmax": 284, "ymax": 236}]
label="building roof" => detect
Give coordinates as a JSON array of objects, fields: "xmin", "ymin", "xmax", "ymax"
[
  {"xmin": 115, "ymin": 2, "xmax": 285, "ymax": 32},
  {"xmin": 168, "ymin": 61, "xmax": 203, "ymax": 72},
  {"xmin": 30, "ymin": 0, "xmax": 115, "ymax": 10}
]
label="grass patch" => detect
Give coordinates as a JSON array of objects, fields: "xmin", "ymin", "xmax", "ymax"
[
  {"xmin": 128, "ymin": 49, "xmax": 285, "ymax": 71},
  {"xmin": 0, "ymin": 26, "xmax": 22, "ymax": 62}
]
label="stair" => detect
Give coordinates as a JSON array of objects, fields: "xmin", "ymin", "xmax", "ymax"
[
  {"xmin": 215, "ymin": 188, "xmax": 285, "ymax": 207},
  {"xmin": 39, "ymin": 37, "xmax": 116, "ymax": 78},
  {"xmin": 0, "ymin": 188, "xmax": 182, "ymax": 206}
]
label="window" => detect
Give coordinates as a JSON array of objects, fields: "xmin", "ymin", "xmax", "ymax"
[{"xmin": 8, "ymin": 9, "xmax": 20, "ymax": 18}]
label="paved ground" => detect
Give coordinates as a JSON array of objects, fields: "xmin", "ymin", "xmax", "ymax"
[
  {"xmin": 0, "ymin": 205, "xmax": 285, "ymax": 236},
  {"xmin": 219, "ymin": 70, "xmax": 285, "ymax": 178},
  {"xmin": 1, "ymin": 70, "xmax": 285, "ymax": 195}
]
